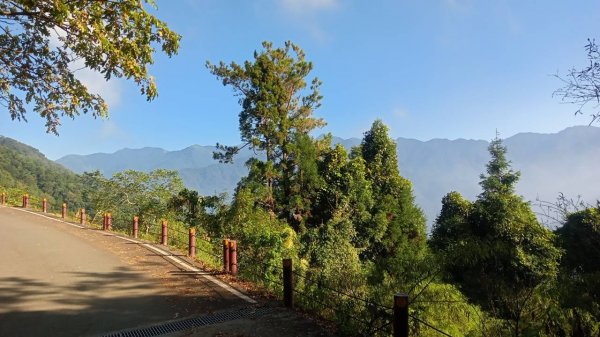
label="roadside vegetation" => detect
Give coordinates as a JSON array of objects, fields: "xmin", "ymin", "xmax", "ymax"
[{"xmin": 1, "ymin": 41, "xmax": 598, "ymax": 336}]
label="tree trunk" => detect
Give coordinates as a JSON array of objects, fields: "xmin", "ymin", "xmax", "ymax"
[{"xmin": 265, "ymin": 143, "xmax": 274, "ymax": 211}]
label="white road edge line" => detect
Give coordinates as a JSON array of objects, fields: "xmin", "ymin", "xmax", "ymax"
[
  {"xmin": 119, "ymin": 236, "xmax": 257, "ymax": 304},
  {"xmin": 3, "ymin": 206, "xmax": 257, "ymax": 304}
]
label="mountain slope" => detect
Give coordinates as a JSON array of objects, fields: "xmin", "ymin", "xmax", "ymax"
[
  {"xmin": 56, "ymin": 126, "xmax": 600, "ymax": 227},
  {"xmin": 0, "ymin": 136, "xmax": 85, "ymax": 208}
]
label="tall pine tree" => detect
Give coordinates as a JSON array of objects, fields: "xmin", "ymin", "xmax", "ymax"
[{"xmin": 207, "ymin": 41, "xmax": 324, "ymax": 218}]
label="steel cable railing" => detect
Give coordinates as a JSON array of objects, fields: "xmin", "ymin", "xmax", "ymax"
[
  {"xmin": 410, "ymin": 314, "xmax": 454, "ymax": 337},
  {"xmin": 236, "ymin": 256, "xmax": 394, "ymax": 336}
]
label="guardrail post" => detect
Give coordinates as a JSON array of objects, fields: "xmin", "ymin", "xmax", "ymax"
[
  {"xmin": 223, "ymin": 239, "xmax": 230, "ymax": 273},
  {"xmin": 42, "ymin": 198, "xmax": 47, "ymax": 213},
  {"xmin": 103, "ymin": 213, "xmax": 107, "ymax": 230},
  {"xmin": 229, "ymin": 240, "xmax": 237, "ymax": 276},
  {"xmin": 79, "ymin": 208, "xmax": 85, "ymax": 225},
  {"xmin": 62, "ymin": 203, "xmax": 67, "ymax": 219},
  {"xmin": 107, "ymin": 213, "xmax": 112, "ymax": 231},
  {"xmin": 1, "ymin": 192, "xmax": 5, "ymax": 205},
  {"xmin": 133, "ymin": 216, "xmax": 139, "ymax": 238},
  {"xmin": 22, "ymin": 194, "xmax": 29, "ymax": 208},
  {"xmin": 283, "ymin": 258, "xmax": 294, "ymax": 308},
  {"xmin": 393, "ymin": 293, "xmax": 409, "ymax": 337},
  {"xmin": 189, "ymin": 228, "xmax": 196, "ymax": 257},
  {"xmin": 161, "ymin": 220, "xmax": 168, "ymax": 245}
]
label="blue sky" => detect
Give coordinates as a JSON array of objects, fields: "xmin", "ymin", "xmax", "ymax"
[{"xmin": 1, "ymin": 0, "xmax": 599, "ymax": 160}]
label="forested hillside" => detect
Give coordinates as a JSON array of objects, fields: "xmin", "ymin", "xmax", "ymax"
[{"xmin": 0, "ymin": 136, "xmax": 86, "ymax": 208}]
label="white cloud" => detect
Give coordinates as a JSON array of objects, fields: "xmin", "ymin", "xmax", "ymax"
[
  {"xmin": 273, "ymin": 0, "xmax": 339, "ymax": 42},
  {"xmin": 97, "ymin": 119, "xmax": 128, "ymax": 140},
  {"xmin": 440, "ymin": 0, "xmax": 476, "ymax": 11},
  {"xmin": 49, "ymin": 28, "xmax": 122, "ymax": 108},
  {"xmin": 391, "ymin": 107, "xmax": 410, "ymax": 119},
  {"xmin": 443, "ymin": 0, "xmax": 459, "ymax": 6},
  {"xmin": 74, "ymin": 66, "xmax": 123, "ymax": 108},
  {"xmin": 279, "ymin": 0, "xmax": 338, "ymax": 15}
]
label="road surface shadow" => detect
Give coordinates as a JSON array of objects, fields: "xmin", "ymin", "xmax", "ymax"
[{"xmin": 0, "ymin": 266, "xmax": 245, "ymax": 337}]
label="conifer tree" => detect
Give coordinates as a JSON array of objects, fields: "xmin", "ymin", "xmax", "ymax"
[
  {"xmin": 357, "ymin": 120, "xmax": 427, "ymax": 282},
  {"xmin": 432, "ymin": 137, "xmax": 561, "ymax": 336},
  {"xmin": 207, "ymin": 41, "xmax": 324, "ymax": 219},
  {"xmin": 430, "ymin": 191, "xmax": 472, "ymax": 251}
]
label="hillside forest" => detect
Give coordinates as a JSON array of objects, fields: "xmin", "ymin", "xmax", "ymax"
[{"xmin": 1, "ymin": 42, "xmax": 599, "ymax": 337}]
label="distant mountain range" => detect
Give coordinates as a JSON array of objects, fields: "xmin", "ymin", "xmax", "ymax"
[{"xmin": 56, "ymin": 126, "xmax": 600, "ymax": 228}]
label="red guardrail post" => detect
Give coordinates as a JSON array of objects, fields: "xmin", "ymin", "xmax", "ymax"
[
  {"xmin": 103, "ymin": 213, "xmax": 107, "ymax": 230},
  {"xmin": 1, "ymin": 192, "xmax": 5, "ymax": 205},
  {"xmin": 229, "ymin": 240, "xmax": 237, "ymax": 276},
  {"xmin": 42, "ymin": 198, "xmax": 47, "ymax": 213},
  {"xmin": 133, "ymin": 216, "xmax": 139, "ymax": 238},
  {"xmin": 283, "ymin": 258, "xmax": 294, "ymax": 308},
  {"xmin": 161, "ymin": 220, "xmax": 168, "ymax": 245},
  {"xmin": 22, "ymin": 194, "xmax": 29, "ymax": 208},
  {"xmin": 79, "ymin": 208, "xmax": 85, "ymax": 225},
  {"xmin": 393, "ymin": 293, "xmax": 409, "ymax": 337},
  {"xmin": 223, "ymin": 239, "xmax": 230, "ymax": 273},
  {"xmin": 62, "ymin": 203, "xmax": 67, "ymax": 219},
  {"xmin": 107, "ymin": 213, "xmax": 112, "ymax": 231},
  {"xmin": 189, "ymin": 228, "xmax": 196, "ymax": 257}
]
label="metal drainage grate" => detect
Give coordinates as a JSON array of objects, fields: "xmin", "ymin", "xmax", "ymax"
[{"xmin": 102, "ymin": 306, "xmax": 277, "ymax": 337}]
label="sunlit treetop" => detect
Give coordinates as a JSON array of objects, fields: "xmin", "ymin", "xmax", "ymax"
[{"xmin": 0, "ymin": 0, "xmax": 180, "ymax": 134}]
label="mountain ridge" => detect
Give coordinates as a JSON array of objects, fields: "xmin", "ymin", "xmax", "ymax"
[{"xmin": 55, "ymin": 125, "xmax": 600, "ymax": 227}]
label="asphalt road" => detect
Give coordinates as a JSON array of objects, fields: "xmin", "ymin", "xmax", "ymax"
[{"xmin": 0, "ymin": 206, "xmax": 250, "ymax": 337}]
